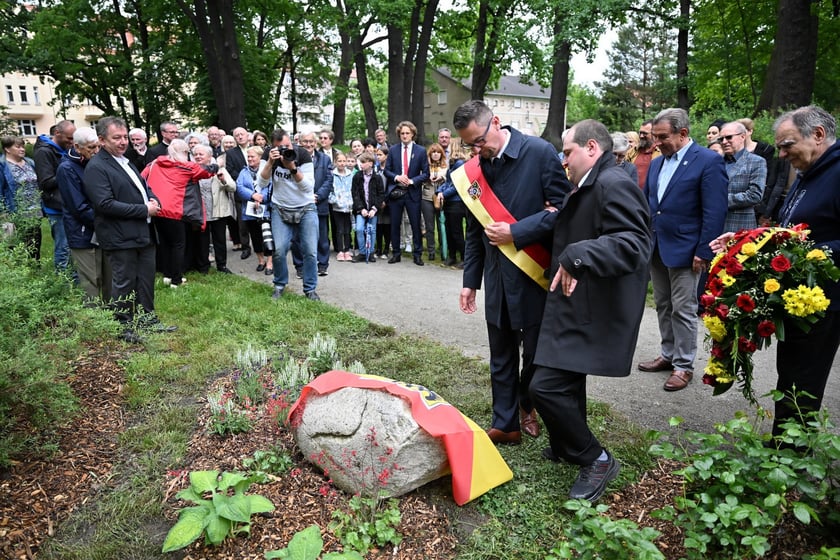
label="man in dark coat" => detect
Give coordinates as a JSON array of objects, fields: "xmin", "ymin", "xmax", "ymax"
[
  {"xmin": 453, "ymin": 100, "xmax": 570, "ymax": 445},
  {"xmin": 531, "ymin": 119, "xmax": 651, "ymax": 502},
  {"xmin": 83, "ymin": 116, "xmax": 172, "ymax": 342}
]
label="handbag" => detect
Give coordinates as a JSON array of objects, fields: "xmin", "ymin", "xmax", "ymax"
[
  {"xmin": 279, "ymin": 206, "xmax": 305, "ymax": 224},
  {"xmin": 388, "ymin": 185, "xmax": 409, "ymax": 201},
  {"xmin": 433, "ymin": 193, "xmax": 443, "ymax": 210}
]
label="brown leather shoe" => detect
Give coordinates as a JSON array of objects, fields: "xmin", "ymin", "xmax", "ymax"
[
  {"xmin": 486, "ymin": 428, "xmax": 522, "ymax": 445},
  {"xmin": 638, "ymin": 356, "xmax": 673, "ymax": 372},
  {"xmin": 663, "ymin": 370, "xmax": 693, "ymax": 391},
  {"xmin": 520, "ymin": 408, "xmax": 541, "ymax": 438}
]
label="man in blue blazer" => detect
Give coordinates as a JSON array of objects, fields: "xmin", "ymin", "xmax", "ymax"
[
  {"xmin": 384, "ymin": 121, "xmax": 429, "ymax": 265},
  {"xmin": 638, "ymin": 108, "xmax": 728, "ymax": 391}
]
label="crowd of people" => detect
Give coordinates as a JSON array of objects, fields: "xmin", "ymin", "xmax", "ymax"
[{"xmin": 0, "ymin": 101, "xmax": 837, "ymax": 503}]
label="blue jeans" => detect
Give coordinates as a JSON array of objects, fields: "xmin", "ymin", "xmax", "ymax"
[
  {"xmin": 355, "ymin": 214, "xmax": 378, "ymax": 254},
  {"xmin": 47, "ymin": 213, "xmax": 71, "ymax": 271},
  {"xmin": 271, "ymin": 204, "xmax": 318, "ymax": 293}
]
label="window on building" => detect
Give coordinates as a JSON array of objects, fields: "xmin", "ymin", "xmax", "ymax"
[
  {"xmin": 18, "ymin": 85, "xmax": 28, "ymax": 104},
  {"xmin": 18, "ymin": 120, "xmax": 37, "ymax": 136},
  {"xmin": 33, "ymin": 86, "xmax": 40, "ymax": 105},
  {"xmin": 437, "ymin": 90, "xmax": 447, "ymax": 105},
  {"xmin": 5, "ymin": 85, "xmax": 13, "ymax": 104},
  {"xmin": 513, "ymin": 98, "xmax": 522, "ymax": 108}
]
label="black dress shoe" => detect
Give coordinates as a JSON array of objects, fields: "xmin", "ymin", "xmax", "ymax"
[
  {"xmin": 388, "ymin": 254, "xmax": 401, "ymax": 264},
  {"xmin": 264, "ymin": 267, "xmax": 273, "ymax": 276},
  {"xmin": 240, "ymin": 248, "xmax": 252, "ymax": 259},
  {"xmin": 413, "ymin": 256, "xmax": 424, "ymax": 266},
  {"xmin": 444, "ymin": 258, "xmax": 456, "ymax": 266},
  {"xmin": 569, "ymin": 451, "xmax": 620, "ymax": 502},
  {"xmin": 256, "ymin": 263, "xmax": 266, "ymax": 272},
  {"xmin": 428, "ymin": 252, "xmax": 435, "ymax": 261},
  {"xmin": 217, "ymin": 267, "xmax": 233, "ymax": 274}
]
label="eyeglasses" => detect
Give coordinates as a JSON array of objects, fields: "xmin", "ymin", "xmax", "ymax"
[
  {"xmin": 463, "ymin": 118, "xmax": 493, "ymax": 149},
  {"xmin": 163, "ymin": 129, "xmax": 179, "ymax": 134},
  {"xmin": 718, "ymin": 133, "xmax": 744, "ymax": 143}
]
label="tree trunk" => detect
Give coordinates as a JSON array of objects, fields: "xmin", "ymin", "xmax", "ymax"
[
  {"xmin": 353, "ymin": 35, "xmax": 379, "ymax": 139},
  {"xmin": 676, "ymin": 0, "xmax": 690, "ymax": 110},
  {"xmin": 387, "ymin": 24, "xmax": 410, "ymax": 132},
  {"xmin": 756, "ymin": 0, "xmax": 818, "ymax": 113},
  {"xmin": 177, "ymin": 0, "xmax": 246, "ymax": 132},
  {"xmin": 543, "ymin": 37, "xmax": 571, "ymax": 150},
  {"xmin": 332, "ymin": 30, "xmax": 354, "ymax": 144},
  {"xmin": 411, "ymin": 0, "xmax": 439, "ymax": 140}
]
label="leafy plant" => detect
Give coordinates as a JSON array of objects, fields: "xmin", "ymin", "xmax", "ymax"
[
  {"xmin": 547, "ymin": 499, "xmax": 664, "ymax": 560},
  {"xmin": 306, "ymin": 332, "xmax": 340, "ymax": 376},
  {"xmin": 329, "ymin": 495, "xmax": 402, "ymax": 555},
  {"xmin": 161, "ymin": 470, "xmax": 274, "ymax": 552},
  {"xmin": 242, "ymin": 447, "xmax": 294, "ymax": 483},
  {"xmin": 264, "ymin": 524, "xmax": 364, "ymax": 559},
  {"xmin": 649, "ymin": 407, "xmax": 840, "ymax": 559},
  {"xmin": 207, "ymin": 388, "xmax": 252, "ymax": 436}
]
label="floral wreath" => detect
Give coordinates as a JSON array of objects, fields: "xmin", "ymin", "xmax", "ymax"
[{"xmin": 701, "ymin": 224, "xmax": 840, "ymax": 405}]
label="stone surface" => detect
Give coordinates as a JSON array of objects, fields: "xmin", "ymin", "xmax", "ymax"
[{"xmin": 292, "ymin": 387, "xmax": 450, "ymax": 498}]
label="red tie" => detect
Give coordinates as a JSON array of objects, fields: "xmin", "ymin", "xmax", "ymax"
[{"xmin": 403, "ymin": 145, "xmax": 409, "ymax": 175}]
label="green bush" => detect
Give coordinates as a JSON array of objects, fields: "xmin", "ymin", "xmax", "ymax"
[
  {"xmin": 649, "ymin": 404, "xmax": 840, "ymax": 559},
  {"xmin": 0, "ymin": 245, "xmax": 116, "ymax": 467}
]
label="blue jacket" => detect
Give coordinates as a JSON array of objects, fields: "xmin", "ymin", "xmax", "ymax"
[
  {"xmin": 235, "ymin": 164, "xmax": 271, "ymax": 222},
  {"xmin": 56, "ymin": 149, "xmax": 96, "ymax": 248},
  {"xmin": 438, "ymin": 159, "xmax": 464, "ymax": 203},
  {"xmin": 0, "ymin": 154, "xmax": 36, "ymax": 212},
  {"xmin": 384, "ymin": 142, "xmax": 430, "ymax": 202},
  {"xmin": 778, "ymin": 140, "xmax": 840, "ymax": 310},
  {"xmin": 644, "ymin": 141, "xmax": 728, "ymax": 267},
  {"xmin": 312, "ymin": 150, "xmax": 333, "ymax": 216}
]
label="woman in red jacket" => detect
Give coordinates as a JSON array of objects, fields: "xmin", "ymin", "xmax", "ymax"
[{"xmin": 142, "ymin": 139, "xmax": 215, "ymax": 287}]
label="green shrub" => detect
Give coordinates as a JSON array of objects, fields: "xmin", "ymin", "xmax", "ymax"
[
  {"xmin": 0, "ymin": 246, "xmax": 116, "ymax": 466},
  {"xmin": 547, "ymin": 500, "xmax": 664, "ymax": 560},
  {"xmin": 649, "ymin": 404, "xmax": 840, "ymax": 559},
  {"xmin": 161, "ymin": 470, "xmax": 274, "ymax": 552}
]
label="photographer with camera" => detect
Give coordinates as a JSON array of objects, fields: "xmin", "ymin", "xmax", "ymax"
[{"xmin": 257, "ymin": 129, "xmax": 320, "ymax": 301}]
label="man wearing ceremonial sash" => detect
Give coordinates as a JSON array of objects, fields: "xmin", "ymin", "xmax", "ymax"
[
  {"xmin": 531, "ymin": 120, "xmax": 651, "ymax": 502},
  {"xmin": 452, "ymin": 100, "xmax": 571, "ymax": 445}
]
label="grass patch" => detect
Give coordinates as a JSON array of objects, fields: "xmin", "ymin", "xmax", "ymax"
[{"xmin": 36, "ymin": 268, "xmax": 653, "ymax": 558}]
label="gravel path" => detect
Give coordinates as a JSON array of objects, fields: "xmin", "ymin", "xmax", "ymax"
[{"xmin": 229, "ymin": 248, "xmax": 840, "ymax": 435}]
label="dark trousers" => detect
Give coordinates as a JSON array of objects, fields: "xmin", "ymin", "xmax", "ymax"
[
  {"xmin": 774, "ymin": 311, "xmax": 840, "ymax": 436},
  {"xmin": 105, "ymin": 243, "xmax": 156, "ymax": 324},
  {"xmin": 236, "ymin": 205, "xmax": 249, "ymax": 249},
  {"xmin": 332, "ymin": 210, "xmax": 352, "ymax": 252},
  {"xmin": 209, "ymin": 218, "xmax": 233, "ymax": 269},
  {"xmin": 486, "ymin": 312, "xmax": 538, "ymax": 432},
  {"xmin": 389, "ymin": 196, "xmax": 422, "ymax": 258},
  {"xmin": 443, "ymin": 201, "xmax": 466, "ymax": 261},
  {"xmin": 155, "ymin": 218, "xmax": 186, "ymax": 285},
  {"xmin": 185, "ymin": 223, "xmax": 210, "ymax": 274},
  {"xmin": 530, "ymin": 366, "xmax": 602, "ymax": 466}
]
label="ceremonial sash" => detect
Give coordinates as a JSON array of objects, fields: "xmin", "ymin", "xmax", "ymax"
[
  {"xmin": 288, "ymin": 370, "xmax": 513, "ymax": 505},
  {"xmin": 451, "ymin": 157, "xmax": 551, "ymax": 290}
]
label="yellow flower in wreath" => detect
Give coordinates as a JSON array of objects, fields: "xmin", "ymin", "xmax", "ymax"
[
  {"xmin": 782, "ymin": 285, "xmax": 830, "ymax": 317},
  {"xmin": 806, "ymin": 249, "xmax": 828, "ymax": 261},
  {"xmin": 703, "ymin": 315, "xmax": 727, "ymax": 342},
  {"xmin": 720, "ymin": 273, "xmax": 736, "ymax": 287},
  {"xmin": 741, "ymin": 242, "xmax": 758, "ymax": 256},
  {"xmin": 704, "ymin": 360, "xmax": 734, "ymax": 384},
  {"xmin": 764, "ymin": 278, "xmax": 781, "ymax": 293}
]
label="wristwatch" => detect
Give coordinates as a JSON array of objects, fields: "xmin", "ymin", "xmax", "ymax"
[{"xmin": 289, "ymin": 167, "xmax": 298, "ymax": 175}]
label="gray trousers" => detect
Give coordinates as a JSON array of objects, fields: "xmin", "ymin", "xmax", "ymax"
[
  {"xmin": 649, "ymin": 248, "xmax": 699, "ymax": 371},
  {"xmin": 70, "ymin": 247, "xmax": 112, "ymax": 303}
]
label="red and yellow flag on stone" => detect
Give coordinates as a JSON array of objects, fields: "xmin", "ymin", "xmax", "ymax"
[{"xmin": 288, "ymin": 370, "xmax": 513, "ymax": 505}]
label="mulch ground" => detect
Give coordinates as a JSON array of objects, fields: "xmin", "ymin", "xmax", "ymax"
[{"xmin": 0, "ymin": 348, "xmax": 835, "ymax": 559}]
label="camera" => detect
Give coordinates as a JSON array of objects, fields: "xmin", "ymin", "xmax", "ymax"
[
  {"xmin": 281, "ymin": 148, "xmax": 297, "ymax": 162},
  {"xmin": 261, "ymin": 221, "xmax": 274, "ymax": 255}
]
